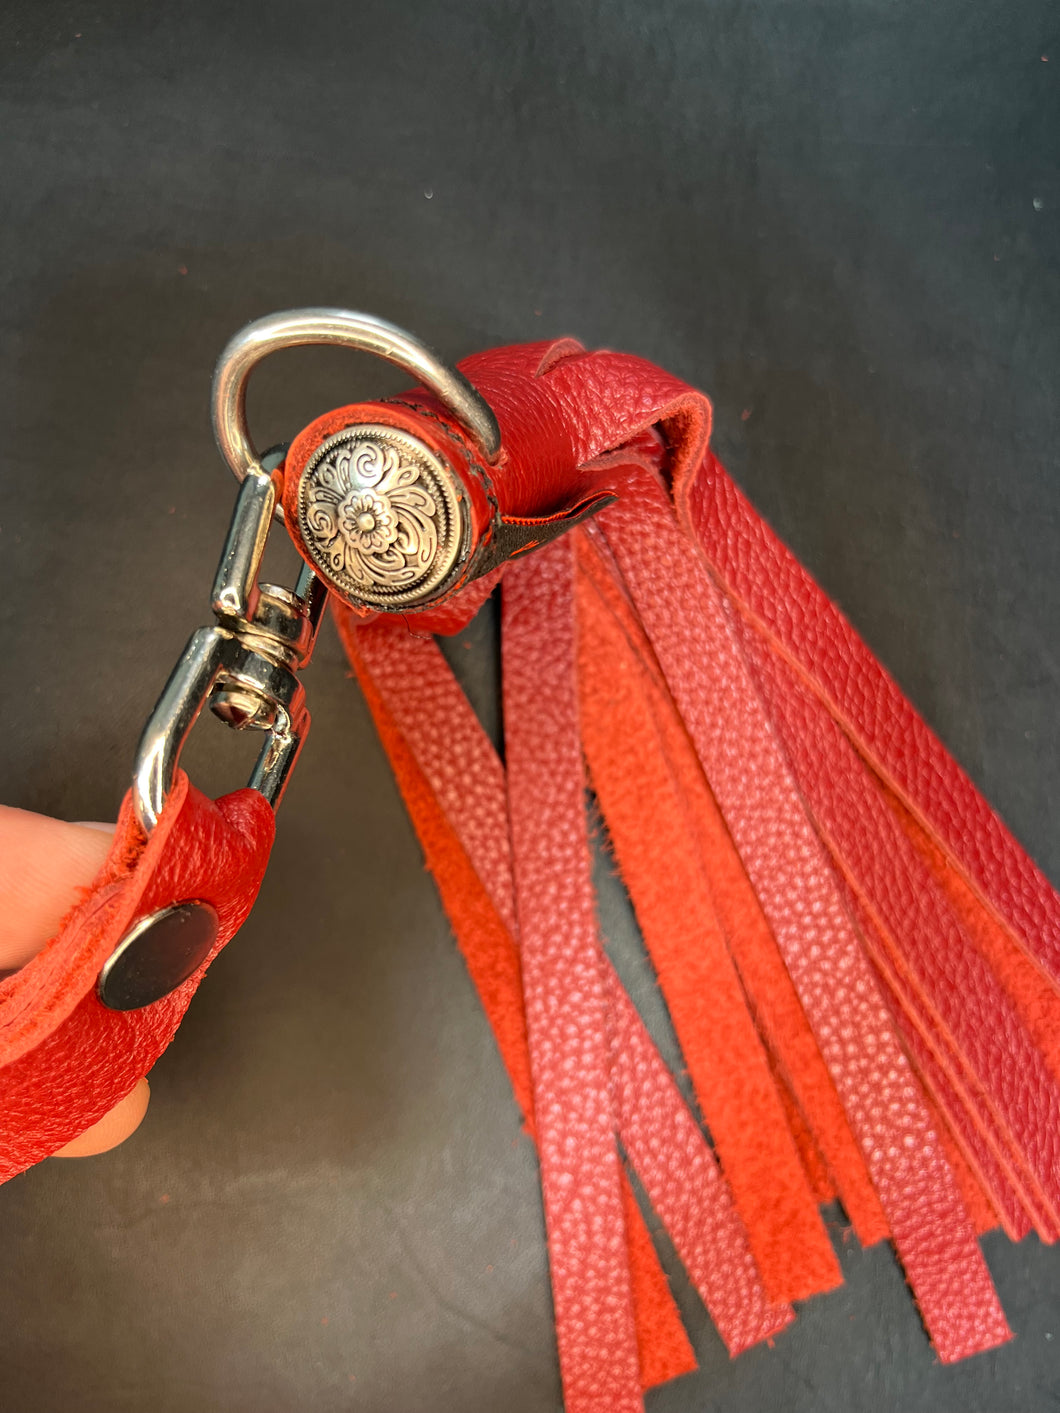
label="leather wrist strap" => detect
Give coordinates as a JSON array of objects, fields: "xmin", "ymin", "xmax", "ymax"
[
  {"xmin": 0, "ymin": 778, "xmax": 273, "ymax": 1180},
  {"xmin": 4, "ymin": 322, "xmax": 1058, "ymax": 1408}
]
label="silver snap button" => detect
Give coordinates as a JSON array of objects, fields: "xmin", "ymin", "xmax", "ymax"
[{"xmin": 97, "ymin": 902, "xmax": 220, "ymax": 1011}]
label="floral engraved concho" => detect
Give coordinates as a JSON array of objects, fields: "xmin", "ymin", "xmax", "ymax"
[{"xmin": 296, "ymin": 426, "xmax": 465, "ymax": 608}]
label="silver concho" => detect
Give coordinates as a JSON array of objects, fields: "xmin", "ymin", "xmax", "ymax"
[{"xmin": 296, "ymin": 424, "xmax": 468, "ymax": 609}]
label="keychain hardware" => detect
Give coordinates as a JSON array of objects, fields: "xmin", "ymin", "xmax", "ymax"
[
  {"xmin": 131, "ymin": 450, "xmax": 326, "ymax": 835},
  {"xmin": 132, "ymin": 309, "xmax": 502, "ymax": 834},
  {"xmin": 117, "ymin": 311, "xmax": 504, "ymax": 1007}
]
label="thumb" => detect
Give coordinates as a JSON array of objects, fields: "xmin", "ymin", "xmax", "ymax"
[{"xmin": 0, "ymin": 805, "xmax": 152, "ymax": 1156}]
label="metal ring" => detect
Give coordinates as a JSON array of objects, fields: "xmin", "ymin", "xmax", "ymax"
[{"xmin": 210, "ymin": 309, "xmax": 502, "ymax": 516}]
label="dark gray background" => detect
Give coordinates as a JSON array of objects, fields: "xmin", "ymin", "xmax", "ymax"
[{"xmin": 1, "ymin": 2, "xmax": 1058, "ymax": 1410}]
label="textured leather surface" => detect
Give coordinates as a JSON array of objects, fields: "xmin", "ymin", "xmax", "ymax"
[
  {"xmin": 5, "ymin": 328, "xmax": 1055, "ymax": 1386},
  {"xmin": 849, "ymin": 895, "xmax": 1035, "ymax": 1241},
  {"xmin": 342, "ymin": 606, "xmax": 793, "ymax": 1366},
  {"xmin": 574, "ymin": 531, "xmax": 894, "ymax": 1249},
  {"xmin": 504, "ymin": 537, "xmax": 684, "ymax": 1411},
  {"xmin": 296, "ymin": 339, "xmax": 1052, "ymax": 1372},
  {"xmin": 341, "ymin": 617, "xmax": 699, "ymax": 1393},
  {"xmin": 600, "ymin": 966, "xmax": 794, "ymax": 1357},
  {"xmin": 0, "ymin": 778, "xmax": 274, "ymax": 1180},
  {"xmin": 687, "ymin": 454, "xmax": 1060, "ymax": 989},
  {"xmin": 739, "ymin": 622, "xmax": 1060, "ymax": 1236},
  {"xmin": 577, "ymin": 559, "xmax": 843, "ymax": 1304},
  {"xmin": 593, "ymin": 466, "xmax": 1012, "ymax": 1362}
]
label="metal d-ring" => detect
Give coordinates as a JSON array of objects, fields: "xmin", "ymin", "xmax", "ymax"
[{"xmin": 210, "ymin": 308, "xmax": 502, "ymax": 521}]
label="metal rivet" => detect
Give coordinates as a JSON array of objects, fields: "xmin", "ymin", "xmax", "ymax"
[{"xmin": 97, "ymin": 902, "xmax": 220, "ymax": 1011}]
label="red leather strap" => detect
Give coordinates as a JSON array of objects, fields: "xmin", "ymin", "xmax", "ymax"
[
  {"xmin": 594, "ymin": 468, "xmax": 1012, "ymax": 1362},
  {"xmin": 0, "ymin": 776, "xmax": 274, "ymax": 1180},
  {"xmin": 601, "ymin": 965, "xmax": 794, "ymax": 1356},
  {"xmin": 340, "ymin": 615, "xmax": 697, "ymax": 1393},
  {"xmin": 341, "ymin": 622, "xmax": 518, "ymax": 934},
  {"xmin": 502, "ymin": 539, "xmax": 643, "ymax": 1412},
  {"xmin": 459, "ymin": 343, "xmax": 710, "ymax": 516},
  {"xmin": 896, "ymin": 795, "xmax": 1060, "ymax": 1110},
  {"xmin": 574, "ymin": 529, "xmax": 893, "ymax": 1249},
  {"xmin": 686, "ymin": 451, "xmax": 1060, "ymax": 988},
  {"xmin": 740, "ymin": 622, "xmax": 1060, "ymax": 1236},
  {"xmin": 852, "ymin": 899, "xmax": 1033, "ymax": 1240},
  {"xmin": 576, "ymin": 556, "xmax": 842, "ymax": 1304},
  {"xmin": 341, "ymin": 607, "xmax": 792, "ymax": 1367},
  {"xmin": 8, "ymin": 330, "xmax": 1056, "ymax": 1388}
]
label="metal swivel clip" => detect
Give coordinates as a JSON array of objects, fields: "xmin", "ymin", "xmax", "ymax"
[{"xmin": 131, "ymin": 309, "xmax": 501, "ymax": 834}]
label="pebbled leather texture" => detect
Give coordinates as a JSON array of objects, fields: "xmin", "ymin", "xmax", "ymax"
[
  {"xmin": 312, "ymin": 339, "xmax": 1060, "ymax": 1383},
  {"xmin": 573, "ymin": 532, "xmax": 892, "ymax": 1250},
  {"xmin": 595, "ymin": 468, "xmax": 1012, "ymax": 1362},
  {"xmin": 342, "ymin": 617, "xmax": 698, "ymax": 1394},
  {"xmin": 739, "ymin": 621, "xmax": 1060, "ymax": 1236},
  {"xmin": 342, "ymin": 607, "xmax": 792, "ymax": 1370},
  {"xmin": 601, "ymin": 965, "xmax": 794, "ymax": 1357},
  {"xmin": 577, "ymin": 557, "xmax": 842, "ymax": 1304},
  {"xmin": 687, "ymin": 452, "xmax": 1060, "ymax": 989},
  {"xmin": 0, "ymin": 776, "xmax": 274, "ymax": 1180},
  {"xmin": 504, "ymin": 538, "xmax": 643, "ymax": 1412},
  {"xmin": 9, "ymin": 332, "xmax": 1059, "ymax": 1404}
]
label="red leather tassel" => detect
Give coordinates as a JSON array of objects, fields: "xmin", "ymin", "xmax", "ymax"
[
  {"xmin": 596, "ymin": 467, "xmax": 1011, "ymax": 1361},
  {"xmin": 738, "ymin": 616, "xmax": 1060, "ymax": 1237},
  {"xmin": 341, "ymin": 619, "xmax": 697, "ymax": 1393},
  {"xmin": 341, "ymin": 603, "xmax": 793, "ymax": 1399},
  {"xmin": 290, "ymin": 332, "xmax": 1060, "ymax": 1396},
  {"xmin": 577, "ymin": 555, "xmax": 842, "ymax": 1305},
  {"xmin": 502, "ymin": 540, "xmax": 645, "ymax": 1412},
  {"xmin": 9, "ymin": 330, "xmax": 1057, "ymax": 1407},
  {"xmin": 687, "ymin": 451, "xmax": 1060, "ymax": 988},
  {"xmin": 575, "ymin": 534, "xmax": 893, "ymax": 1250},
  {"xmin": 312, "ymin": 331, "xmax": 1060, "ymax": 1396}
]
